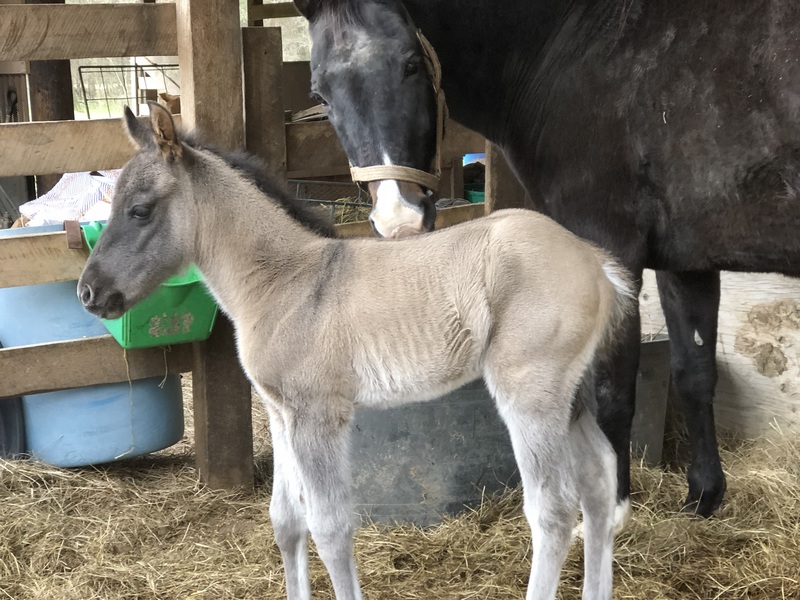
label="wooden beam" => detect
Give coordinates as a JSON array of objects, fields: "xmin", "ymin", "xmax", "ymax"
[
  {"xmin": 177, "ymin": 0, "xmax": 252, "ymax": 491},
  {"xmin": 0, "ymin": 4, "xmax": 177, "ymax": 61},
  {"xmin": 248, "ymin": 1, "xmax": 301, "ymax": 22},
  {"xmin": 484, "ymin": 142, "xmax": 529, "ymax": 214},
  {"xmin": 26, "ymin": 0, "xmax": 75, "ymax": 195},
  {"xmin": 191, "ymin": 316, "xmax": 254, "ymax": 490},
  {"xmin": 0, "ymin": 336, "xmax": 193, "ymax": 400},
  {"xmin": 0, "ymin": 116, "xmax": 483, "ymax": 181},
  {"xmin": 176, "ymin": 0, "xmax": 244, "ymax": 151},
  {"xmin": 0, "ymin": 231, "xmax": 88, "ymax": 288},
  {"xmin": 0, "ymin": 118, "xmax": 137, "ymax": 177},
  {"xmin": 243, "ymin": 27, "xmax": 287, "ymax": 183},
  {"xmin": 285, "ymin": 119, "xmax": 485, "ymax": 179}
]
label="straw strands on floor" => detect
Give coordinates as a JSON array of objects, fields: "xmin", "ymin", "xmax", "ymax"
[{"xmin": 1, "ymin": 377, "xmax": 798, "ymax": 599}]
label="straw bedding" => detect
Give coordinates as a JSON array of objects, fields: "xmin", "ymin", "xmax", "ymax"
[{"xmin": 1, "ymin": 376, "xmax": 798, "ymax": 600}]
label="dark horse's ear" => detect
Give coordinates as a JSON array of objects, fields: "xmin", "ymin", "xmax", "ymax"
[
  {"xmin": 123, "ymin": 106, "xmax": 153, "ymax": 150},
  {"xmin": 146, "ymin": 100, "xmax": 183, "ymax": 162},
  {"xmin": 293, "ymin": 0, "xmax": 321, "ymax": 19}
]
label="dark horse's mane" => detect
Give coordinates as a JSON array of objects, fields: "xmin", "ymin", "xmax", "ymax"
[{"xmin": 181, "ymin": 132, "xmax": 337, "ymax": 238}]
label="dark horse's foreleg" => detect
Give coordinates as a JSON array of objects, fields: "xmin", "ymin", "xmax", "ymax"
[
  {"xmin": 656, "ymin": 270, "xmax": 724, "ymax": 517},
  {"xmin": 594, "ymin": 296, "xmax": 642, "ymax": 531}
]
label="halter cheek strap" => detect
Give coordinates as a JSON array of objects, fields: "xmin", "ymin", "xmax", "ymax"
[{"xmin": 348, "ymin": 30, "xmax": 448, "ymax": 193}]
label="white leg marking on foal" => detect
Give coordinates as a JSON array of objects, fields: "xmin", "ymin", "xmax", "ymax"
[
  {"xmin": 573, "ymin": 497, "xmax": 632, "ymax": 540},
  {"xmin": 694, "ymin": 329, "xmax": 704, "ymax": 346},
  {"xmin": 614, "ymin": 498, "xmax": 632, "ymax": 535}
]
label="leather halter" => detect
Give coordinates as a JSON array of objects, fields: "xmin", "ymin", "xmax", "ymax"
[{"xmin": 348, "ymin": 31, "xmax": 447, "ymax": 193}]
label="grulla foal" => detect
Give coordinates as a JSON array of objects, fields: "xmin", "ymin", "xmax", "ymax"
[{"xmin": 79, "ymin": 103, "xmax": 634, "ymax": 600}]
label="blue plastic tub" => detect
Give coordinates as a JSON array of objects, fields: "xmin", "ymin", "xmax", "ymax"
[{"xmin": 0, "ymin": 224, "xmax": 184, "ymax": 467}]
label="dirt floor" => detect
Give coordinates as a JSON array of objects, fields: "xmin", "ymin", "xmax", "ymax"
[{"xmin": 1, "ymin": 375, "xmax": 798, "ymax": 599}]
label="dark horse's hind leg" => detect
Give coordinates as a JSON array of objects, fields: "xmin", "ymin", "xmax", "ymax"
[
  {"xmin": 656, "ymin": 270, "xmax": 724, "ymax": 517},
  {"xmin": 595, "ymin": 299, "xmax": 642, "ymax": 528}
]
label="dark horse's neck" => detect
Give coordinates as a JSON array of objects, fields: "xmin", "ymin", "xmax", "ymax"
[{"xmin": 402, "ymin": 0, "xmax": 624, "ymax": 145}]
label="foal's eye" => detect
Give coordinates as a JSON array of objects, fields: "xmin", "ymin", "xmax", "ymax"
[
  {"xmin": 129, "ymin": 204, "xmax": 152, "ymax": 220},
  {"xmin": 404, "ymin": 59, "xmax": 420, "ymax": 78}
]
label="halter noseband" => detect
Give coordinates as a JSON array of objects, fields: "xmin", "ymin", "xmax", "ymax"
[{"xmin": 348, "ymin": 31, "xmax": 448, "ymax": 193}]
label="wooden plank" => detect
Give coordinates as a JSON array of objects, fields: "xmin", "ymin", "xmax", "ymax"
[
  {"xmin": 335, "ymin": 203, "xmax": 485, "ymax": 239},
  {"xmin": 0, "ymin": 336, "xmax": 193, "ymax": 400},
  {"xmin": 0, "ymin": 231, "xmax": 88, "ymax": 288},
  {"xmin": 484, "ymin": 142, "xmax": 529, "ymax": 214},
  {"xmin": 249, "ymin": 1, "xmax": 301, "ymax": 22},
  {"xmin": 27, "ymin": 0, "xmax": 76, "ymax": 195},
  {"xmin": 0, "ymin": 4, "xmax": 177, "ymax": 61},
  {"xmin": 177, "ymin": 0, "xmax": 252, "ymax": 491},
  {"xmin": 243, "ymin": 27, "xmax": 287, "ymax": 183},
  {"xmin": 285, "ymin": 119, "xmax": 485, "ymax": 179},
  {"xmin": 0, "ymin": 119, "xmax": 135, "ymax": 177},
  {"xmin": 176, "ymin": 0, "xmax": 244, "ymax": 151},
  {"xmin": 639, "ymin": 270, "xmax": 800, "ymax": 438},
  {"xmin": 191, "ymin": 316, "xmax": 254, "ymax": 490}
]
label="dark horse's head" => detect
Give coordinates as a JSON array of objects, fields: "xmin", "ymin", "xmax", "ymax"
[{"xmin": 296, "ymin": 0, "xmax": 439, "ymax": 238}]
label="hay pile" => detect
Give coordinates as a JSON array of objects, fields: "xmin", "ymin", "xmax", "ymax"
[{"xmin": 1, "ymin": 378, "xmax": 798, "ymax": 599}]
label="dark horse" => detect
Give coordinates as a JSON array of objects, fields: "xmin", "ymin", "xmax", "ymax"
[{"xmin": 295, "ymin": 0, "xmax": 800, "ymax": 522}]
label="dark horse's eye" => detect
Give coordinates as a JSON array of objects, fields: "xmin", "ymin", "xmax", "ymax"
[
  {"xmin": 404, "ymin": 59, "xmax": 420, "ymax": 78},
  {"xmin": 310, "ymin": 92, "xmax": 328, "ymax": 107},
  {"xmin": 130, "ymin": 204, "xmax": 152, "ymax": 220}
]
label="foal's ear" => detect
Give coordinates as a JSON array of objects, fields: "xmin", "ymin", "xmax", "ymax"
[
  {"xmin": 123, "ymin": 106, "xmax": 153, "ymax": 150},
  {"xmin": 147, "ymin": 100, "xmax": 183, "ymax": 162}
]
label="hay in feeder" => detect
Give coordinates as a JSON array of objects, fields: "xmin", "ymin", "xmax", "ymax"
[{"xmin": 0, "ymin": 376, "xmax": 798, "ymax": 599}]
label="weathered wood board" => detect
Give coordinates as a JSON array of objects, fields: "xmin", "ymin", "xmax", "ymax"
[
  {"xmin": 0, "ymin": 4, "xmax": 177, "ymax": 61},
  {"xmin": 640, "ymin": 270, "xmax": 800, "ymax": 437}
]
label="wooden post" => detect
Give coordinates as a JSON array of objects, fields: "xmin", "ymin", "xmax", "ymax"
[
  {"xmin": 484, "ymin": 142, "xmax": 529, "ymax": 213},
  {"xmin": 243, "ymin": 27, "xmax": 287, "ymax": 184},
  {"xmin": 176, "ymin": 0, "xmax": 253, "ymax": 491},
  {"xmin": 25, "ymin": 0, "xmax": 74, "ymax": 195}
]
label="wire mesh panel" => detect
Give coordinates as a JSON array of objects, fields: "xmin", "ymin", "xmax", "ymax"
[
  {"xmin": 77, "ymin": 64, "xmax": 180, "ymax": 119},
  {"xmin": 289, "ymin": 179, "xmax": 372, "ymax": 224}
]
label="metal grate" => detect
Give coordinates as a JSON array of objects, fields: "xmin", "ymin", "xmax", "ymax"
[
  {"xmin": 289, "ymin": 179, "xmax": 372, "ymax": 224},
  {"xmin": 77, "ymin": 64, "xmax": 180, "ymax": 119}
]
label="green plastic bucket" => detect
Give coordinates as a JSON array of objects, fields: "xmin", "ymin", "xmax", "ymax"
[
  {"xmin": 465, "ymin": 184, "xmax": 485, "ymax": 203},
  {"xmin": 82, "ymin": 221, "xmax": 218, "ymax": 349}
]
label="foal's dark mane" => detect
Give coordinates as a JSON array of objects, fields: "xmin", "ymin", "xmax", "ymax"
[{"xmin": 181, "ymin": 132, "xmax": 337, "ymax": 238}]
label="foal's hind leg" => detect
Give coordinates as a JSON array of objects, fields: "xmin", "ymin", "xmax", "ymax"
[
  {"xmin": 266, "ymin": 406, "xmax": 311, "ymax": 600},
  {"xmin": 593, "ymin": 307, "xmax": 641, "ymax": 533},
  {"xmin": 571, "ymin": 408, "xmax": 616, "ymax": 600},
  {"xmin": 656, "ymin": 270, "xmax": 724, "ymax": 517}
]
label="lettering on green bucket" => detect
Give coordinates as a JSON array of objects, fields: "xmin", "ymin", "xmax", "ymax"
[{"xmin": 81, "ymin": 221, "xmax": 218, "ymax": 349}]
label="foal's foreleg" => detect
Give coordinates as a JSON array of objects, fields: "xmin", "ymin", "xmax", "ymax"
[
  {"xmin": 267, "ymin": 408, "xmax": 311, "ymax": 600},
  {"xmin": 290, "ymin": 408, "xmax": 362, "ymax": 600}
]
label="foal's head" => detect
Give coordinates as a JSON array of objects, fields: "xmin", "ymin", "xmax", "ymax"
[
  {"xmin": 296, "ymin": 0, "xmax": 438, "ymax": 238},
  {"xmin": 79, "ymin": 103, "xmax": 192, "ymax": 319}
]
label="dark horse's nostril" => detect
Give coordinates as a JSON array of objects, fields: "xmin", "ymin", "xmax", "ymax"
[
  {"xmin": 368, "ymin": 216, "xmax": 385, "ymax": 239},
  {"xmin": 79, "ymin": 283, "xmax": 94, "ymax": 306}
]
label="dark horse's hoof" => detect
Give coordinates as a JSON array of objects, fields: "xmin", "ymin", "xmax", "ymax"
[{"xmin": 680, "ymin": 487, "xmax": 726, "ymax": 518}]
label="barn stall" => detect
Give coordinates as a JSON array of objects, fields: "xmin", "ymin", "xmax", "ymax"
[{"xmin": 0, "ymin": 0, "xmax": 799, "ymax": 598}]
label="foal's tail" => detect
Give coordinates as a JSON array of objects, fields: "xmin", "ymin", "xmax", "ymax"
[
  {"xmin": 598, "ymin": 256, "xmax": 637, "ymax": 354},
  {"xmin": 572, "ymin": 255, "xmax": 636, "ymax": 421}
]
